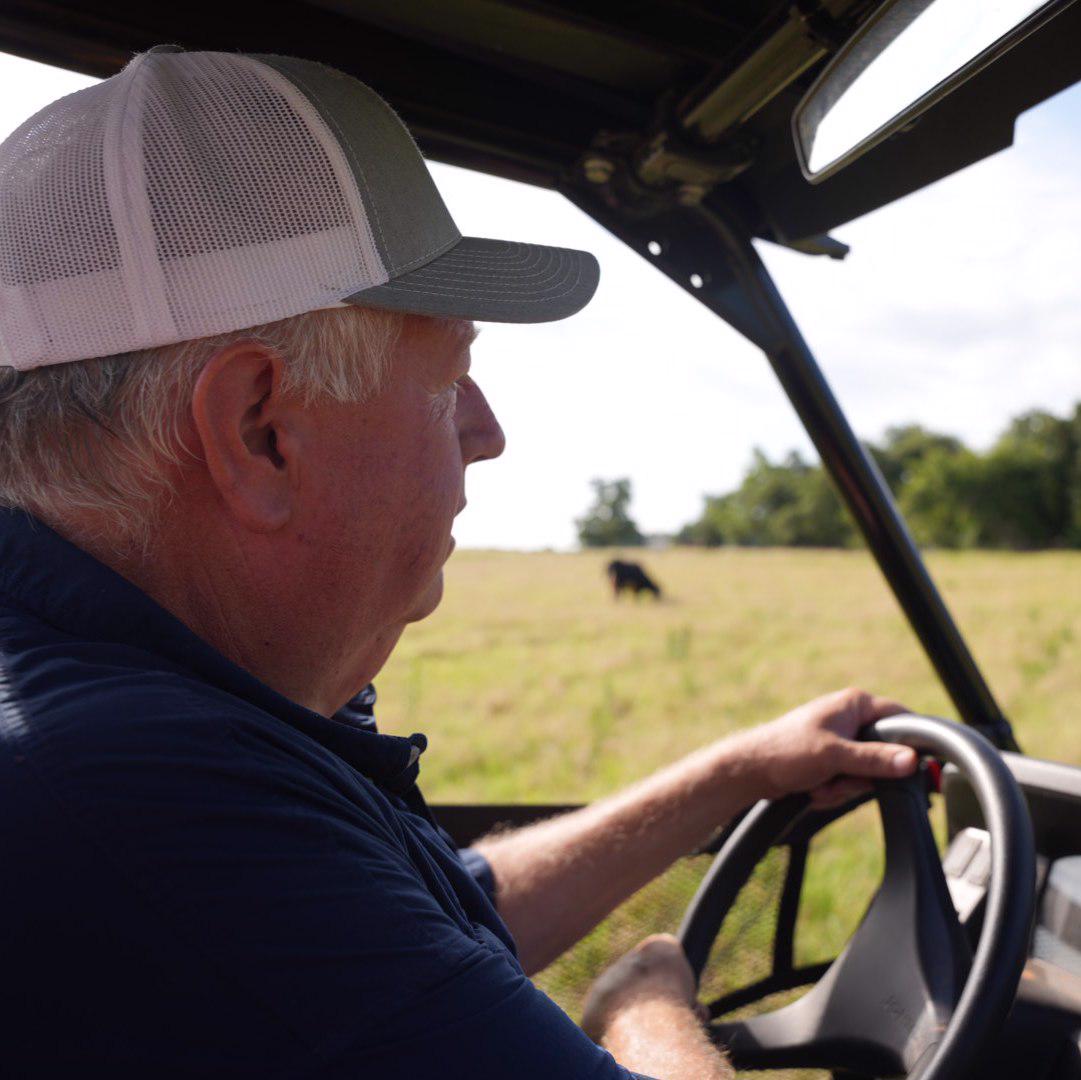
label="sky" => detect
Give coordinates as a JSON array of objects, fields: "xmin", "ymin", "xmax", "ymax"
[{"xmin": 2, "ymin": 51, "xmax": 1078, "ymax": 550}]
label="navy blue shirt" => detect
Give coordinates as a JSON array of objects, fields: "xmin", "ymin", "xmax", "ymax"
[{"xmin": 0, "ymin": 509, "xmax": 644, "ymax": 1078}]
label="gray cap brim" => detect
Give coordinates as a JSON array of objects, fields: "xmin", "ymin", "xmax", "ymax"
[{"xmin": 343, "ymin": 237, "xmax": 600, "ymax": 323}]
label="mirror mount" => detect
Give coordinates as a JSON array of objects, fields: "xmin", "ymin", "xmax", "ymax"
[{"xmin": 791, "ymin": 0, "xmax": 851, "ymax": 53}]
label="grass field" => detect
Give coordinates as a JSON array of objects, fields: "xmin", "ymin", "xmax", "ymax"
[
  {"xmin": 375, "ymin": 548, "xmax": 1081, "ymax": 1069},
  {"xmin": 378, "ymin": 548, "xmax": 1081, "ymax": 798}
]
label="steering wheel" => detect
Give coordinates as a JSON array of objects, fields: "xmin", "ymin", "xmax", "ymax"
[{"xmin": 678, "ymin": 714, "xmax": 1035, "ymax": 1079}]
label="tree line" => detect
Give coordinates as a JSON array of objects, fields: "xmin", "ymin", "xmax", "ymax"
[{"xmin": 578, "ymin": 405, "xmax": 1081, "ymax": 550}]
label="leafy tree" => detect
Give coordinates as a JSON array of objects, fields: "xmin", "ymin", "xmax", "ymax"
[
  {"xmin": 899, "ymin": 448, "xmax": 990, "ymax": 549},
  {"xmin": 678, "ymin": 450, "xmax": 854, "ymax": 548},
  {"xmin": 991, "ymin": 410, "xmax": 1078, "ymax": 546},
  {"xmin": 675, "ymin": 402, "xmax": 1081, "ymax": 551},
  {"xmin": 868, "ymin": 425, "xmax": 965, "ymax": 494},
  {"xmin": 576, "ymin": 478, "xmax": 645, "ymax": 548},
  {"xmin": 900, "ymin": 410, "xmax": 1081, "ymax": 549},
  {"xmin": 1066, "ymin": 404, "xmax": 1081, "ymax": 546}
]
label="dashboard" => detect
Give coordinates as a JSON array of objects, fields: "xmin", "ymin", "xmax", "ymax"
[{"xmin": 943, "ymin": 754, "xmax": 1081, "ymax": 1078}]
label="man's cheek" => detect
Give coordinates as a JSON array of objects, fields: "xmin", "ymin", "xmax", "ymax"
[
  {"xmin": 408, "ymin": 443, "xmax": 461, "ymax": 512},
  {"xmin": 396, "ymin": 505, "xmax": 445, "ymax": 573}
]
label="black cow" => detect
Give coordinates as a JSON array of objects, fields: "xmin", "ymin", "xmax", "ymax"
[{"xmin": 606, "ymin": 559, "xmax": 662, "ymax": 600}]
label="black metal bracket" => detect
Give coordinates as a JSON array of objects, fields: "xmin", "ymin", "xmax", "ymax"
[
  {"xmin": 562, "ymin": 184, "xmax": 1019, "ymax": 752},
  {"xmin": 573, "ymin": 90, "xmax": 758, "ymax": 217},
  {"xmin": 791, "ymin": 0, "xmax": 851, "ymax": 53}
]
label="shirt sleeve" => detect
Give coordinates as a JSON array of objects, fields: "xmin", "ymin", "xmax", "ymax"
[{"xmin": 458, "ymin": 844, "xmax": 498, "ymax": 903}]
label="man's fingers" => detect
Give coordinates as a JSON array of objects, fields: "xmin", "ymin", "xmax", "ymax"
[
  {"xmin": 826, "ymin": 688, "xmax": 909, "ymax": 737},
  {"xmin": 867, "ymin": 694, "xmax": 907, "ymax": 721},
  {"xmin": 834, "ymin": 737, "xmax": 918, "ymax": 780},
  {"xmin": 810, "ymin": 776, "xmax": 871, "ymax": 808},
  {"xmin": 845, "ymin": 688, "xmax": 908, "ymax": 726}
]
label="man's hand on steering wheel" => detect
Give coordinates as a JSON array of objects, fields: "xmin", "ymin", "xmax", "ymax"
[{"xmin": 728, "ymin": 687, "xmax": 919, "ymax": 808}]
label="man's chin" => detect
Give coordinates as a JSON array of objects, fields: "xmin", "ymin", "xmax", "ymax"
[{"xmin": 406, "ymin": 570, "xmax": 445, "ymax": 623}]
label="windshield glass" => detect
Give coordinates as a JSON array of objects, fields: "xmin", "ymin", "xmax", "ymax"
[
  {"xmin": 1, "ymin": 53, "xmax": 1078, "ymax": 793},
  {"xmin": 407, "ymin": 82, "xmax": 1081, "ymax": 791}
]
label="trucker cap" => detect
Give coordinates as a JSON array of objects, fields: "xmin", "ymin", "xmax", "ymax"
[{"xmin": 0, "ymin": 46, "xmax": 600, "ymax": 371}]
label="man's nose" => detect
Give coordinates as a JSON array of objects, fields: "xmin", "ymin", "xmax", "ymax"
[{"xmin": 462, "ymin": 382, "xmax": 506, "ymax": 465}]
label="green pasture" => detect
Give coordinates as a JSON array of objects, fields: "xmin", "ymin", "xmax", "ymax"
[
  {"xmin": 377, "ymin": 548, "xmax": 1081, "ymax": 1068},
  {"xmin": 379, "ymin": 548, "xmax": 1081, "ymax": 797}
]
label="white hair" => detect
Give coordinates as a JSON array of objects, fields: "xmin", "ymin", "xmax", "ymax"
[{"xmin": 0, "ymin": 306, "xmax": 403, "ymax": 552}]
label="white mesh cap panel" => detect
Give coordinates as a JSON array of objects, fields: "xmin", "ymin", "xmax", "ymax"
[
  {"xmin": 0, "ymin": 80, "xmax": 133, "ymax": 368},
  {"xmin": 0, "ymin": 49, "xmax": 386, "ymax": 369}
]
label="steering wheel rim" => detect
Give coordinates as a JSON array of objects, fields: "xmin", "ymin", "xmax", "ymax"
[{"xmin": 678, "ymin": 714, "xmax": 1035, "ymax": 1080}]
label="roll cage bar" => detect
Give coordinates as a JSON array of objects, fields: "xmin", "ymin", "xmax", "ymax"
[{"xmin": 568, "ymin": 192, "xmax": 1020, "ymax": 753}]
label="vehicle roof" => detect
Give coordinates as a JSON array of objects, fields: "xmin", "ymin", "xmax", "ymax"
[{"xmin": 2, "ymin": 0, "xmax": 1080, "ymax": 246}]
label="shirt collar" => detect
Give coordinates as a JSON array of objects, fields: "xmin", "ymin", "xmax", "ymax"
[{"xmin": 0, "ymin": 508, "xmax": 426, "ymax": 794}]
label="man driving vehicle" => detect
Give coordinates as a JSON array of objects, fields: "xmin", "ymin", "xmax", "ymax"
[{"xmin": 0, "ymin": 47, "xmax": 918, "ymax": 1079}]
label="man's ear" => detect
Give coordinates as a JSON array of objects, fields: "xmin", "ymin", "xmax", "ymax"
[{"xmin": 190, "ymin": 342, "xmax": 297, "ymax": 532}]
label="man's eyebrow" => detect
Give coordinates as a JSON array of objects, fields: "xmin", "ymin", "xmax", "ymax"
[
  {"xmin": 455, "ymin": 324, "xmax": 479, "ymax": 370},
  {"xmin": 436, "ymin": 320, "xmax": 479, "ymax": 354}
]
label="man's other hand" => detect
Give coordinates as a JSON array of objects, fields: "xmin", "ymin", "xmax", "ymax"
[
  {"xmin": 582, "ymin": 934, "xmax": 700, "ymax": 1043},
  {"xmin": 734, "ymin": 687, "xmax": 918, "ymax": 808},
  {"xmin": 582, "ymin": 935, "xmax": 734, "ymax": 1077}
]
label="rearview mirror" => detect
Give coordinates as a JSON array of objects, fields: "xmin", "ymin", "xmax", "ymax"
[{"xmin": 793, "ymin": 0, "xmax": 1077, "ymax": 183}]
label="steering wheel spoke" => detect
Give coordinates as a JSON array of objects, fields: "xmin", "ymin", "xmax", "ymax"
[{"xmin": 710, "ymin": 777, "xmax": 971, "ymax": 1076}]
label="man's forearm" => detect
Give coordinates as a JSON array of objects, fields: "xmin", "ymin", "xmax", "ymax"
[
  {"xmin": 605, "ymin": 999, "xmax": 734, "ymax": 1080},
  {"xmin": 475, "ymin": 689, "xmax": 916, "ymax": 975},
  {"xmin": 474, "ymin": 733, "xmax": 762, "ymax": 975}
]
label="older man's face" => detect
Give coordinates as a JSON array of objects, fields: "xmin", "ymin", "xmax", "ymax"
[{"xmin": 294, "ymin": 314, "xmax": 504, "ymax": 666}]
